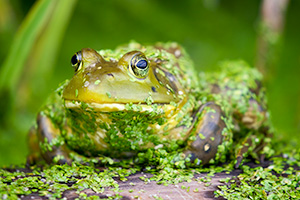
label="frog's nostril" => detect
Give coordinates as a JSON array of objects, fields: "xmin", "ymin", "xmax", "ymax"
[
  {"xmin": 151, "ymin": 86, "xmax": 157, "ymax": 92},
  {"xmin": 107, "ymin": 73, "xmax": 114, "ymax": 77}
]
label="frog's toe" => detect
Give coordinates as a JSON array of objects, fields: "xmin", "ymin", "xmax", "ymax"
[
  {"xmin": 183, "ymin": 150, "xmax": 203, "ymax": 166},
  {"xmin": 184, "ymin": 142, "xmax": 218, "ymax": 165},
  {"xmin": 235, "ymin": 156, "xmax": 243, "ymax": 168},
  {"xmin": 26, "ymin": 154, "xmax": 40, "ymax": 167},
  {"xmin": 50, "ymin": 152, "xmax": 73, "ymax": 165}
]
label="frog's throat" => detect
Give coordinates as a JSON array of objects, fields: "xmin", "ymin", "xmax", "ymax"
[{"xmin": 64, "ymin": 100, "xmax": 176, "ymax": 114}]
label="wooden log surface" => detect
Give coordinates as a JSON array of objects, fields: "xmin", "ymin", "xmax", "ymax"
[
  {"xmin": 3, "ymin": 161, "xmax": 282, "ymax": 200},
  {"xmin": 17, "ymin": 168, "xmax": 244, "ymax": 200}
]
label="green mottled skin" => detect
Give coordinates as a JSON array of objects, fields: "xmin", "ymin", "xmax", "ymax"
[{"xmin": 27, "ymin": 42, "xmax": 272, "ymax": 166}]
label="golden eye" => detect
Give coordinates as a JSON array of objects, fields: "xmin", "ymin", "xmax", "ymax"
[
  {"xmin": 71, "ymin": 51, "xmax": 82, "ymax": 72},
  {"xmin": 130, "ymin": 52, "xmax": 149, "ymax": 78}
]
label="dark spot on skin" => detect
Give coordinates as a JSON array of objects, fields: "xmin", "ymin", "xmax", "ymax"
[
  {"xmin": 107, "ymin": 73, "xmax": 114, "ymax": 77},
  {"xmin": 151, "ymin": 86, "xmax": 157, "ymax": 92}
]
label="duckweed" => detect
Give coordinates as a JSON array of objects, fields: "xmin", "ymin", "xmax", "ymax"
[
  {"xmin": 1, "ymin": 148, "xmax": 300, "ymax": 199},
  {"xmin": 0, "ymin": 163, "xmax": 127, "ymax": 199},
  {"xmin": 215, "ymin": 149, "xmax": 300, "ymax": 199}
]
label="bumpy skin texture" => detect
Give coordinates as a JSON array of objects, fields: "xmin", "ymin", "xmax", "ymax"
[{"xmin": 27, "ymin": 42, "xmax": 270, "ymax": 166}]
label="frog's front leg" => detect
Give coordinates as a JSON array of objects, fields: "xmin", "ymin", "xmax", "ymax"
[
  {"xmin": 27, "ymin": 113, "xmax": 72, "ymax": 165},
  {"xmin": 185, "ymin": 102, "xmax": 226, "ymax": 165}
]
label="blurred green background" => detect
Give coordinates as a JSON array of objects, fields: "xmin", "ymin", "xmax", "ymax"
[{"xmin": 0, "ymin": 0, "xmax": 299, "ymax": 166}]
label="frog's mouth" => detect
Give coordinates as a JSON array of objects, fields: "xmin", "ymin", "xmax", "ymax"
[{"xmin": 64, "ymin": 100, "xmax": 176, "ymax": 114}]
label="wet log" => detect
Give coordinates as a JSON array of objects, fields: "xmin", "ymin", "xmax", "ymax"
[
  {"xmin": 16, "ymin": 168, "xmax": 243, "ymax": 200},
  {"xmin": 3, "ymin": 160, "xmax": 283, "ymax": 200}
]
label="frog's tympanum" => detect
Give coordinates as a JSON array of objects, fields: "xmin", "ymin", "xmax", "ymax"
[{"xmin": 27, "ymin": 42, "xmax": 272, "ymax": 167}]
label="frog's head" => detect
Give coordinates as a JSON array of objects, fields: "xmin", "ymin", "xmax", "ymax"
[{"xmin": 62, "ymin": 47, "xmax": 186, "ymax": 111}]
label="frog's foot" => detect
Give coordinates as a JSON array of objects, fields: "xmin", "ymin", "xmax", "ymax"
[
  {"xmin": 235, "ymin": 137, "xmax": 252, "ymax": 168},
  {"xmin": 235, "ymin": 133, "xmax": 267, "ymax": 168},
  {"xmin": 184, "ymin": 102, "xmax": 226, "ymax": 165},
  {"xmin": 30, "ymin": 113, "xmax": 73, "ymax": 165}
]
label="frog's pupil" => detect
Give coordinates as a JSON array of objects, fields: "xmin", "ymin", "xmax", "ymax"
[
  {"xmin": 71, "ymin": 54, "xmax": 78, "ymax": 66},
  {"xmin": 136, "ymin": 60, "xmax": 147, "ymax": 69},
  {"xmin": 71, "ymin": 51, "xmax": 82, "ymax": 72}
]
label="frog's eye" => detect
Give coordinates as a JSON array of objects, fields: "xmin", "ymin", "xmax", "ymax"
[
  {"xmin": 129, "ymin": 52, "xmax": 149, "ymax": 79},
  {"xmin": 71, "ymin": 51, "xmax": 82, "ymax": 72}
]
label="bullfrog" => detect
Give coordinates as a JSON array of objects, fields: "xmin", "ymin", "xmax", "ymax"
[{"xmin": 27, "ymin": 42, "xmax": 271, "ymax": 167}]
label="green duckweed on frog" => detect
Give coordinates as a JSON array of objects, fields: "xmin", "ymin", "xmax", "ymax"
[{"xmin": 27, "ymin": 42, "xmax": 273, "ymax": 167}]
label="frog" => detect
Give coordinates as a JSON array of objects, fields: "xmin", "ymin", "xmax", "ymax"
[{"xmin": 27, "ymin": 42, "xmax": 272, "ymax": 167}]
